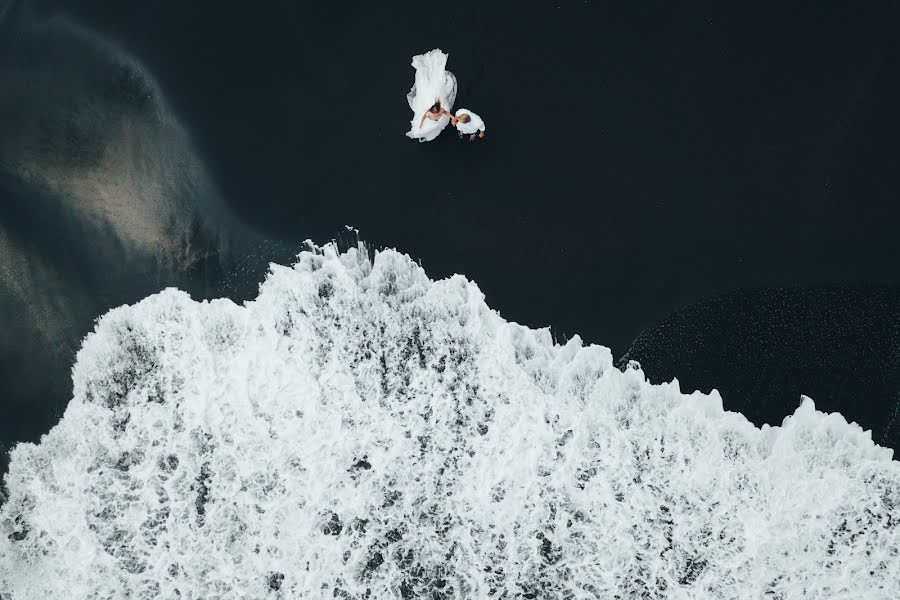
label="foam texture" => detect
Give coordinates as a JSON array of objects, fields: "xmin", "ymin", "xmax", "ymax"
[{"xmin": 2, "ymin": 244, "xmax": 898, "ymax": 599}]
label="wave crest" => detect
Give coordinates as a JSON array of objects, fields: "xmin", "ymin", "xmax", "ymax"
[{"xmin": 2, "ymin": 243, "xmax": 898, "ymax": 599}]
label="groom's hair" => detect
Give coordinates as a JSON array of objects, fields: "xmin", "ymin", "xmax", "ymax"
[{"xmin": 457, "ymin": 113, "xmax": 471, "ymax": 124}]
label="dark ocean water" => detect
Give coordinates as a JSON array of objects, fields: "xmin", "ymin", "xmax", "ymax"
[
  {"xmin": 2, "ymin": 0, "xmax": 900, "ymax": 476},
  {"xmin": 621, "ymin": 287, "xmax": 900, "ymax": 451}
]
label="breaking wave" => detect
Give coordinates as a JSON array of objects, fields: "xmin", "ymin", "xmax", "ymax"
[{"xmin": 1, "ymin": 244, "xmax": 898, "ymax": 599}]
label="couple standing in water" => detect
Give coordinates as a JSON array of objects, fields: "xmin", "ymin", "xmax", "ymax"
[{"xmin": 406, "ymin": 49, "xmax": 486, "ymax": 143}]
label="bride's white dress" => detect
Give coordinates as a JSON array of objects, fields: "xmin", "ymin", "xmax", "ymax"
[{"xmin": 406, "ymin": 49, "xmax": 457, "ymax": 142}]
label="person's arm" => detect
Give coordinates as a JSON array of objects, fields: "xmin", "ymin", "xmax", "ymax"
[
  {"xmin": 479, "ymin": 130, "xmax": 485, "ymax": 138},
  {"xmin": 418, "ymin": 113, "xmax": 427, "ymax": 129}
]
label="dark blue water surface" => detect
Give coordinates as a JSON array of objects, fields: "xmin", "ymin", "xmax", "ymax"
[{"xmin": 2, "ymin": 0, "xmax": 900, "ymax": 478}]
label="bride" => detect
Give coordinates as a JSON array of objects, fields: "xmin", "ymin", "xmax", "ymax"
[{"xmin": 406, "ymin": 49, "xmax": 457, "ymax": 142}]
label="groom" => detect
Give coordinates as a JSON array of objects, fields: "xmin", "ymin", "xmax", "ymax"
[{"xmin": 451, "ymin": 109, "xmax": 486, "ymax": 142}]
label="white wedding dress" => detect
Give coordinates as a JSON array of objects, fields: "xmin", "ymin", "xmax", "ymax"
[{"xmin": 406, "ymin": 49, "xmax": 457, "ymax": 142}]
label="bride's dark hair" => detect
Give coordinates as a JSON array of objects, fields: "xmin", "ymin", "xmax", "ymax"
[{"xmin": 429, "ymin": 101, "xmax": 441, "ymax": 114}]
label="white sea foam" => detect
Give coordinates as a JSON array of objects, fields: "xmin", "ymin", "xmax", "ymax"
[{"xmin": 1, "ymin": 243, "xmax": 898, "ymax": 599}]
